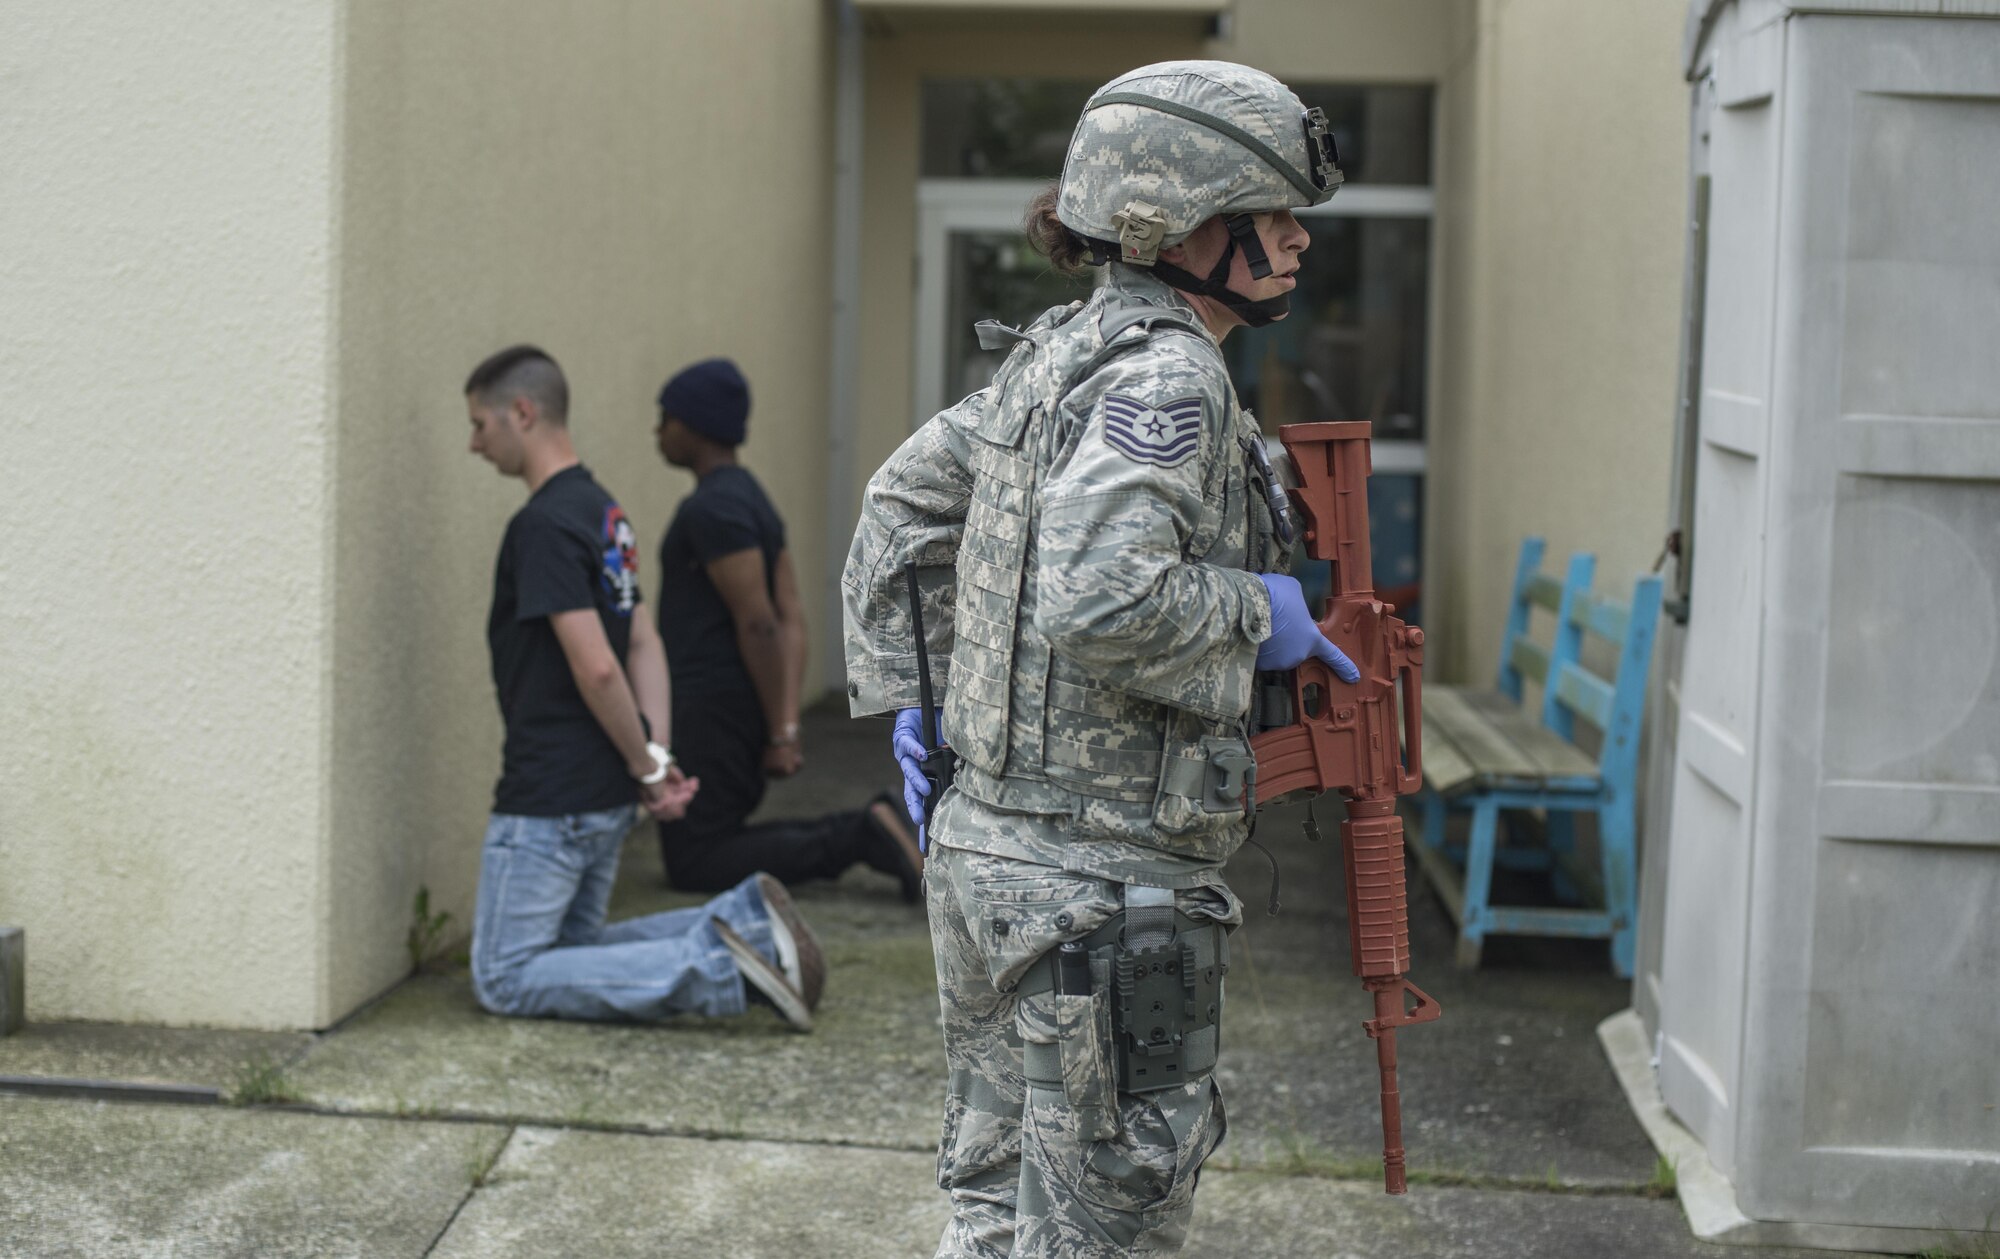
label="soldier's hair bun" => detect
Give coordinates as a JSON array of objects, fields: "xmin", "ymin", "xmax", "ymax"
[{"xmin": 1024, "ymin": 184, "xmax": 1097, "ymax": 277}]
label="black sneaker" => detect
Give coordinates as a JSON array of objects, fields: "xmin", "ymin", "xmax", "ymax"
[
  {"xmin": 861, "ymin": 793, "xmax": 924, "ymax": 904},
  {"xmin": 713, "ymin": 918, "xmax": 813, "ymax": 1032}
]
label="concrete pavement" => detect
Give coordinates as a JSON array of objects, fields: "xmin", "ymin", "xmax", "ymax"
[{"xmin": 0, "ymin": 703, "xmax": 1887, "ymax": 1257}]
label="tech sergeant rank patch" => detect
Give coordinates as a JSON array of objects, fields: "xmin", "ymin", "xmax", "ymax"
[{"xmin": 1100, "ymin": 393, "xmax": 1205, "ymax": 468}]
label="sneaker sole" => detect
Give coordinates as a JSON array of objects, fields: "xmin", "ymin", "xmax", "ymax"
[
  {"xmin": 712, "ymin": 918, "xmax": 813, "ymax": 1032},
  {"xmin": 755, "ymin": 874, "xmax": 826, "ymax": 1012}
]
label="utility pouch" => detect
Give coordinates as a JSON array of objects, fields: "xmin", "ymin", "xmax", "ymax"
[
  {"xmin": 1052, "ymin": 944, "xmax": 1117, "ymax": 1140},
  {"xmin": 1154, "ymin": 730, "xmax": 1257, "ymax": 850},
  {"xmin": 1019, "ymin": 975, "xmax": 1118, "ymax": 1140}
]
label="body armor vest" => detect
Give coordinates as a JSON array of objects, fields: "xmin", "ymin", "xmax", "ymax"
[{"xmin": 943, "ymin": 286, "xmax": 1290, "ymax": 862}]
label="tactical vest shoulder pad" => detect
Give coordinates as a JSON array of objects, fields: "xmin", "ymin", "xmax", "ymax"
[{"xmin": 1096, "ymin": 303, "xmax": 1200, "ymax": 346}]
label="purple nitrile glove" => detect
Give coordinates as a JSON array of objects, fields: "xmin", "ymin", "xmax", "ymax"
[
  {"xmin": 1256, "ymin": 573, "xmax": 1361, "ymax": 682},
  {"xmin": 892, "ymin": 707, "xmax": 934, "ymax": 853}
]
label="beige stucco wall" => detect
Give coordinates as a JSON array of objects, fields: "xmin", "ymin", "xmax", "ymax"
[
  {"xmin": 1426, "ymin": 0, "xmax": 1688, "ymax": 683},
  {"xmin": 0, "ymin": 0, "xmax": 832, "ymax": 1029},
  {"xmin": 0, "ymin": 2, "xmax": 339, "ymax": 1026},
  {"xmin": 328, "ymin": 0, "xmax": 835, "ymax": 1026}
]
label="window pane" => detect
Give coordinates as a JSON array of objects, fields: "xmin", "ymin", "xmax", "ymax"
[
  {"xmin": 922, "ymin": 79, "xmax": 1096, "ymax": 179},
  {"xmin": 1292, "ymin": 84, "xmax": 1433, "ymax": 186},
  {"xmin": 943, "ymin": 230, "xmax": 1094, "ymax": 401},
  {"xmin": 1224, "ymin": 216, "xmax": 1430, "ymax": 441},
  {"xmin": 922, "ymin": 79, "xmax": 1433, "ymax": 185}
]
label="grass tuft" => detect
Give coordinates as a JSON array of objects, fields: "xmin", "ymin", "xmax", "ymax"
[
  {"xmin": 229, "ymin": 1055, "xmax": 299, "ymax": 1106},
  {"xmin": 1920, "ymin": 1235, "xmax": 2000, "ymax": 1259},
  {"xmin": 406, "ymin": 886, "xmax": 456, "ymax": 973},
  {"xmin": 465, "ymin": 1141, "xmax": 504, "ymax": 1189},
  {"xmin": 1643, "ymin": 1153, "xmax": 1678, "ymax": 1199}
]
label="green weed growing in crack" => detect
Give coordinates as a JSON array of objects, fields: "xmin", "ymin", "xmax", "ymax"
[
  {"xmin": 230, "ymin": 1055, "xmax": 299, "ymax": 1106},
  {"xmin": 390, "ymin": 1095, "xmax": 443, "ymax": 1120},
  {"xmin": 1920, "ymin": 1218, "xmax": 2000, "ymax": 1259},
  {"xmin": 406, "ymin": 886, "xmax": 456, "ymax": 973},
  {"xmin": 1267, "ymin": 1128, "xmax": 1387, "ymax": 1181},
  {"xmin": 465, "ymin": 1142, "xmax": 504, "ymax": 1189},
  {"xmin": 1643, "ymin": 1154, "xmax": 1679, "ymax": 1199}
]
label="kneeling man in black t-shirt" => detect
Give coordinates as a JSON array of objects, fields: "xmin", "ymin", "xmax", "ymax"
[
  {"xmin": 463, "ymin": 345, "xmax": 824, "ymax": 1031},
  {"xmin": 649, "ymin": 358, "xmax": 924, "ymax": 902}
]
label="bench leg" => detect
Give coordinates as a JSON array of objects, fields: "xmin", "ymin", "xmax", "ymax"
[
  {"xmin": 1600, "ymin": 794, "xmax": 1638, "ymax": 980},
  {"xmin": 1546, "ymin": 810, "xmax": 1580, "ymax": 904},
  {"xmin": 1424, "ymin": 790, "xmax": 1447, "ymax": 860},
  {"xmin": 1456, "ymin": 798, "xmax": 1500, "ymax": 970}
]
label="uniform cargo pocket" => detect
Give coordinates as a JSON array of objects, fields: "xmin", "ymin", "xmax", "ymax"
[{"xmin": 961, "ymin": 867, "xmax": 1119, "ymax": 991}]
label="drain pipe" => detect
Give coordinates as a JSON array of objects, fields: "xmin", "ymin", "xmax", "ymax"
[{"xmin": 821, "ymin": 0, "xmax": 864, "ymax": 697}]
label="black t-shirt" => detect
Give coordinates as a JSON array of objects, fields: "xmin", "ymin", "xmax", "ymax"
[
  {"xmin": 657, "ymin": 465, "xmax": 784, "ymax": 699},
  {"xmin": 487, "ymin": 465, "xmax": 644, "ymax": 816}
]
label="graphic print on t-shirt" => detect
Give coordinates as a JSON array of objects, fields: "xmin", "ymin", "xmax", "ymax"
[{"xmin": 601, "ymin": 505, "xmax": 639, "ymax": 614}]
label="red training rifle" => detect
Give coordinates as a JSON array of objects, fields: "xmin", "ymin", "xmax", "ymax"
[{"xmin": 1250, "ymin": 420, "xmax": 1441, "ymax": 1195}]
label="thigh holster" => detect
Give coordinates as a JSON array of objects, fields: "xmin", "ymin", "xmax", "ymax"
[{"xmin": 1020, "ymin": 886, "xmax": 1229, "ymax": 1099}]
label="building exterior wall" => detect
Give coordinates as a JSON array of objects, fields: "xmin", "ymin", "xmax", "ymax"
[
  {"xmin": 0, "ymin": 1, "xmax": 339, "ymax": 1027},
  {"xmin": 0, "ymin": 0, "xmax": 1686, "ymax": 1029},
  {"xmin": 1429, "ymin": 0, "xmax": 1689, "ymax": 684},
  {"xmin": 328, "ymin": 0, "xmax": 834, "ymax": 1027},
  {"xmin": 0, "ymin": 0, "xmax": 833, "ymax": 1029}
]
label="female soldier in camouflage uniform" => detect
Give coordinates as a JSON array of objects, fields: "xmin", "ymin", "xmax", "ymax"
[{"xmin": 842, "ymin": 61, "xmax": 1357, "ymax": 1258}]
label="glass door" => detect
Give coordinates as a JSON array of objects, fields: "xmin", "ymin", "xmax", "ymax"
[{"xmin": 913, "ymin": 178, "xmax": 1094, "ymax": 427}]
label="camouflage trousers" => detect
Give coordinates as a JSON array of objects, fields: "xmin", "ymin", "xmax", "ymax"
[{"xmin": 924, "ymin": 833, "xmax": 1238, "ymax": 1258}]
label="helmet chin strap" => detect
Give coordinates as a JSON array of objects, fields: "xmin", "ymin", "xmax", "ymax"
[{"xmin": 1150, "ymin": 213, "xmax": 1291, "ymax": 328}]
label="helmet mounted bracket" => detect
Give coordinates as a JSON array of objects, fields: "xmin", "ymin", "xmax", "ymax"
[{"xmin": 1112, "ymin": 201, "xmax": 1170, "ymax": 266}]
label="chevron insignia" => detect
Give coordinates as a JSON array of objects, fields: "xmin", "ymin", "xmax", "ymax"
[{"xmin": 1100, "ymin": 393, "xmax": 1204, "ymax": 468}]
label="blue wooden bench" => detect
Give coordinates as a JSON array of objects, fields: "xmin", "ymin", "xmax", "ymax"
[{"xmin": 1410, "ymin": 538, "xmax": 1663, "ymax": 978}]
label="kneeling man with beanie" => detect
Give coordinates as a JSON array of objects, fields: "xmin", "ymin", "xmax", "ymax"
[
  {"xmin": 463, "ymin": 345, "xmax": 824, "ymax": 1031},
  {"xmin": 651, "ymin": 357, "xmax": 923, "ymax": 900}
]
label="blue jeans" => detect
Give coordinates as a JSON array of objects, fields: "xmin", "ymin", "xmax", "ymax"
[{"xmin": 471, "ymin": 804, "xmax": 778, "ymax": 1020}]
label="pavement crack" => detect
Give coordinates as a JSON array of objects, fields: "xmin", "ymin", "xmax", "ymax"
[{"xmin": 421, "ymin": 1123, "xmax": 516, "ymax": 1258}]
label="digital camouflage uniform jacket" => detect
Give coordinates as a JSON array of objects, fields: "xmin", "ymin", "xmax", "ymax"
[{"xmin": 842, "ymin": 265, "xmax": 1288, "ymax": 888}]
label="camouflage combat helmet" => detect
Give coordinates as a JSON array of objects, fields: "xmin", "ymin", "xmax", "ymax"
[{"xmin": 1056, "ymin": 60, "xmax": 1343, "ymax": 326}]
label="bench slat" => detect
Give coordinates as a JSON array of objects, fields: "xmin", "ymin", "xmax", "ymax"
[
  {"xmin": 1458, "ymin": 688, "xmax": 1601, "ymax": 782},
  {"xmin": 1419, "ymin": 709, "xmax": 1480, "ymax": 795},
  {"xmin": 1551, "ymin": 663, "xmax": 1617, "ymax": 730},
  {"xmin": 1423, "ymin": 686, "xmax": 1543, "ymax": 783},
  {"xmin": 1568, "ymin": 592, "xmax": 1631, "ymax": 644},
  {"xmin": 1523, "ymin": 573, "xmax": 1565, "ymax": 612},
  {"xmin": 1510, "ymin": 638, "xmax": 1550, "ymax": 685}
]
